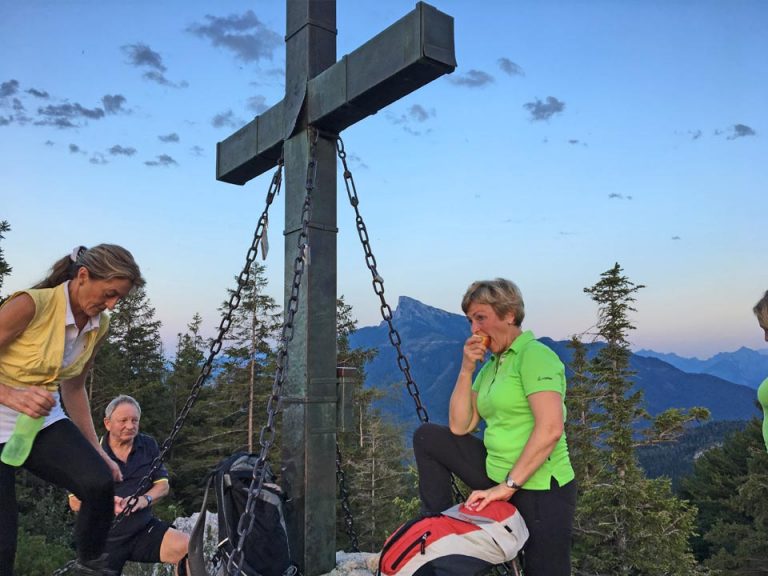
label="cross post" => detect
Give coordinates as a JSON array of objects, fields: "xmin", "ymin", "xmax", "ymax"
[{"xmin": 216, "ymin": 3, "xmax": 455, "ymax": 574}]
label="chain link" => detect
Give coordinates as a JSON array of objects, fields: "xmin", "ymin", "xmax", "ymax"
[
  {"xmin": 226, "ymin": 127, "xmax": 320, "ymax": 576},
  {"xmin": 335, "ymin": 137, "xmax": 429, "ymax": 424},
  {"xmin": 335, "ymin": 442, "xmax": 360, "ymax": 552},
  {"xmin": 51, "ymin": 155, "xmax": 286, "ymax": 576},
  {"xmin": 336, "ymin": 136, "xmax": 468, "ymax": 505}
]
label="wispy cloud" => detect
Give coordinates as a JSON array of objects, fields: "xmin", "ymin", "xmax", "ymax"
[
  {"xmin": 109, "ymin": 145, "xmax": 137, "ymax": 156},
  {"xmin": 122, "ymin": 43, "xmax": 186, "ymax": 87},
  {"xmin": 89, "ymin": 153, "xmax": 108, "ymax": 165},
  {"xmin": 671, "ymin": 235, "xmax": 681, "ymax": 240},
  {"xmin": 26, "ymin": 88, "xmax": 49, "ymax": 99},
  {"xmin": 69, "ymin": 143, "xmax": 83, "ymax": 154},
  {"xmin": 449, "ymin": 69, "xmax": 494, "ymax": 88},
  {"xmin": 498, "ymin": 58, "xmax": 524, "ymax": 77},
  {"xmin": 608, "ymin": 193, "xmax": 633, "ymax": 200},
  {"xmin": 145, "ymin": 154, "xmax": 178, "ymax": 167},
  {"xmin": 523, "ymin": 96, "xmax": 565, "ymax": 121},
  {"xmin": 0, "ymin": 80, "xmax": 19, "ymax": 98},
  {"xmin": 727, "ymin": 123, "xmax": 756, "ymax": 140},
  {"xmin": 102, "ymin": 94, "xmax": 128, "ymax": 114},
  {"xmin": 688, "ymin": 129, "xmax": 702, "ymax": 140},
  {"xmin": 190, "ymin": 145, "xmax": 205, "ymax": 156},
  {"xmin": 188, "ymin": 11, "xmax": 281, "ymax": 63},
  {"xmin": 36, "ymin": 102, "xmax": 105, "ymax": 129},
  {"xmin": 247, "ymin": 95, "xmax": 268, "ymax": 114},
  {"xmin": 387, "ymin": 104, "xmax": 436, "ymax": 135},
  {"xmin": 122, "ymin": 43, "xmax": 166, "ymax": 72},
  {"xmin": 211, "ymin": 110, "xmax": 243, "ymax": 129},
  {"xmin": 158, "ymin": 133, "xmax": 179, "ymax": 143}
]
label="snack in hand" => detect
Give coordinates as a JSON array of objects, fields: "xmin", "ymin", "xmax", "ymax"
[{"xmin": 476, "ymin": 333, "xmax": 491, "ymax": 348}]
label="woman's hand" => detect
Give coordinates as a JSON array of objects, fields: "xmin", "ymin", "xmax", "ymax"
[
  {"xmin": 465, "ymin": 484, "xmax": 515, "ymax": 512},
  {"xmin": 461, "ymin": 333, "xmax": 489, "ymax": 372},
  {"xmin": 100, "ymin": 450, "xmax": 123, "ymax": 482},
  {"xmin": 0, "ymin": 384, "xmax": 55, "ymax": 418}
]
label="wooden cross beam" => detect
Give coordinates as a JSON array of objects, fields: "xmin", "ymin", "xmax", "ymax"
[{"xmin": 216, "ymin": 3, "xmax": 455, "ymax": 574}]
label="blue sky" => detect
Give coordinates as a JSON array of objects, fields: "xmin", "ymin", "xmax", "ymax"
[{"xmin": 1, "ymin": 0, "xmax": 766, "ymax": 359}]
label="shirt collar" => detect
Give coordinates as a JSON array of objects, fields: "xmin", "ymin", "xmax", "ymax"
[
  {"xmin": 493, "ymin": 329, "xmax": 536, "ymax": 360},
  {"xmin": 63, "ymin": 281, "xmax": 101, "ymax": 333}
]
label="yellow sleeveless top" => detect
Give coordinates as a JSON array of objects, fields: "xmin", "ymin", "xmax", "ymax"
[{"xmin": 0, "ymin": 285, "xmax": 109, "ymax": 390}]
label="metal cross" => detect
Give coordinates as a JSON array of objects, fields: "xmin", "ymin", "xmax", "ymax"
[{"xmin": 216, "ymin": 2, "xmax": 455, "ymax": 573}]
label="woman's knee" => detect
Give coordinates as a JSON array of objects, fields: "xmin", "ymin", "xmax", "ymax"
[{"xmin": 413, "ymin": 422, "xmax": 448, "ymax": 453}]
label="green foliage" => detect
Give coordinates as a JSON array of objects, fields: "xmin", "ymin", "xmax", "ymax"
[
  {"xmin": 90, "ymin": 287, "xmax": 168, "ymax": 438},
  {"xmin": 637, "ymin": 420, "xmax": 748, "ymax": 491},
  {"xmin": 680, "ymin": 419, "xmax": 768, "ymax": 571},
  {"xmin": 14, "ymin": 471, "xmax": 76, "ymax": 574},
  {"xmin": 571, "ymin": 263, "xmax": 704, "ymax": 575},
  {"xmin": 0, "ymin": 220, "xmax": 11, "ymax": 303}
]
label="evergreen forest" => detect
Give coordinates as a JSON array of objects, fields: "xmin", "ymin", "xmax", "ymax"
[{"xmin": 1, "ymin": 223, "xmax": 766, "ymax": 575}]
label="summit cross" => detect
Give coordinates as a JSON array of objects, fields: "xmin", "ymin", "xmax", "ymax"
[{"xmin": 216, "ymin": 2, "xmax": 455, "ymax": 574}]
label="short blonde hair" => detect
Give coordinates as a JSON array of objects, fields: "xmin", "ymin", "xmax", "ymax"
[
  {"xmin": 461, "ymin": 278, "xmax": 525, "ymax": 326},
  {"xmin": 754, "ymin": 290, "xmax": 768, "ymax": 326}
]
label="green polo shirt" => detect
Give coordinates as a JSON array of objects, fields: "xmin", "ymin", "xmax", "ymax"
[{"xmin": 472, "ymin": 330, "xmax": 575, "ymax": 490}]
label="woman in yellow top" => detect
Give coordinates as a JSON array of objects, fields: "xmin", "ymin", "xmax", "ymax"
[
  {"xmin": 754, "ymin": 290, "xmax": 768, "ymax": 452},
  {"xmin": 0, "ymin": 244, "xmax": 143, "ymax": 576}
]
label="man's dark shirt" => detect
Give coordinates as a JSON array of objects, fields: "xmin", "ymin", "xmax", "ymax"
[{"xmin": 101, "ymin": 432, "xmax": 168, "ymax": 541}]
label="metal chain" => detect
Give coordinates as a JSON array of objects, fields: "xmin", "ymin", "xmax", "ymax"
[
  {"xmin": 335, "ymin": 441, "xmax": 360, "ymax": 552},
  {"xmin": 226, "ymin": 127, "xmax": 320, "ymax": 576},
  {"xmin": 336, "ymin": 137, "xmax": 467, "ymax": 505},
  {"xmin": 335, "ymin": 137, "xmax": 429, "ymax": 424},
  {"xmin": 51, "ymin": 154, "xmax": 286, "ymax": 576}
]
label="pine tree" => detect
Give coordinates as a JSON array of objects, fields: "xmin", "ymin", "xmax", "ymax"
[
  {"xmin": 0, "ymin": 220, "xmax": 11, "ymax": 303},
  {"xmin": 216, "ymin": 261, "xmax": 281, "ymax": 452},
  {"xmin": 163, "ymin": 313, "xmax": 223, "ymax": 511},
  {"xmin": 571, "ymin": 263, "xmax": 705, "ymax": 576},
  {"xmin": 681, "ymin": 419, "xmax": 768, "ymax": 572},
  {"xmin": 335, "ymin": 296, "xmax": 415, "ymax": 552},
  {"xmin": 90, "ymin": 287, "xmax": 168, "ymax": 438}
]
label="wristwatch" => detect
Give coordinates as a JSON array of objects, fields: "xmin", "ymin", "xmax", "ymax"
[
  {"xmin": 505, "ymin": 474, "xmax": 522, "ymax": 490},
  {"xmin": 144, "ymin": 494, "xmax": 153, "ymax": 506}
]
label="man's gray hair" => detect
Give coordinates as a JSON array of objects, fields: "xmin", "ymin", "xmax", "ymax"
[{"xmin": 105, "ymin": 395, "xmax": 142, "ymax": 419}]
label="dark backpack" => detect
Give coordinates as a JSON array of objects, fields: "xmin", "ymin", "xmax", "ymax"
[
  {"xmin": 188, "ymin": 452, "xmax": 298, "ymax": 576},
  {"xmin": 377, "ymin": 501, "xmax": 528, "ymax": 576}
]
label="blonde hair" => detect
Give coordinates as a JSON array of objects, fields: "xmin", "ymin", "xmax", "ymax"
[
  {"xmin": 461, "ymin": 278, "xmax": 525, "ymax": 326},
  {"xmin": 754, "ymin": 290, "xmax": 768, "ymax": 326},
  {"xmin": 34, "ymin": 244, "xmax": 144, "ymax": 289}
]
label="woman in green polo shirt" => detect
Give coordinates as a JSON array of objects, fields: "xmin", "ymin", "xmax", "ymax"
[
  {"xmin": 754, "ymin": 290, "xmax": 768, "ymax": 451},
  {"xmin": 413, "ymin": 278, "xmax": 576, "ymax": 576}
]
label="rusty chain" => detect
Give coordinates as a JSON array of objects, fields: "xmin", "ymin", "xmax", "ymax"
[{"xmin": 225, "ymin": 126, "xmax": 319, "ymax": 576}]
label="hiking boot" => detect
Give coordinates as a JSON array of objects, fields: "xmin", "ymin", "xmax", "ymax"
[{"xmin": 71, "ymin": 554, "xmax": 118, "ymax": 576}]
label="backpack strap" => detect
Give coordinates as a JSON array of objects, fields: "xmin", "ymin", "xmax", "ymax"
[{"xmin": 187, "ymin": 473, "xmax": 215, "ymax": 576}]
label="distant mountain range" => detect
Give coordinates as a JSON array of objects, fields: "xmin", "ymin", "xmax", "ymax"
[
  {"xmin": 350, "ymin": 296, "xmax": 761, "ymax": 429},
  {"xmin": 636, "ymin": 347, "xmax": 768, "ymax": 389}
]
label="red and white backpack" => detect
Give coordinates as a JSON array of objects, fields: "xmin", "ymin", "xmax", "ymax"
[{"xmin": 377, "ymin": 500, "xmax": 528, "ymax": 576}]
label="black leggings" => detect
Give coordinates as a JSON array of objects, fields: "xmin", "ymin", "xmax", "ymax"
[
  {"xmin": 413, "ymin": 422, "xmax": 577, "ymax": 576},
  {"xmin": 0, "ymin": 419, "xmax": 114, "ymax": 575}
]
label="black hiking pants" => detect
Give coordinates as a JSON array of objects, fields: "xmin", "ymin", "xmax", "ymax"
[
  {"xmin": 0, "ymin": 419, "xmax": 114, "ymax": 576},
  {"xmin": 413, "ymin": 422, "xmax": 576, "ymax": 576}
]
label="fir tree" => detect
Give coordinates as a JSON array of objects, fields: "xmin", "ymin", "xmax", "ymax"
[
  {"xmin": 571, "ymin": 263, "xmax": 705, "ymax": 576},
  {"xmin": 681, "ymin": 419, "xmax": 768, "ymax": 572},
  {"xmin": 90, "ymin": 287, "xmax": 167, "ymax": 438},
  {"xmin": 335, "ymin": 296, "xmax": 414, "ymax": 552},
  {"xmin": 0, "ymin": 220, "xmax": 11, "ymax": 303}
]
